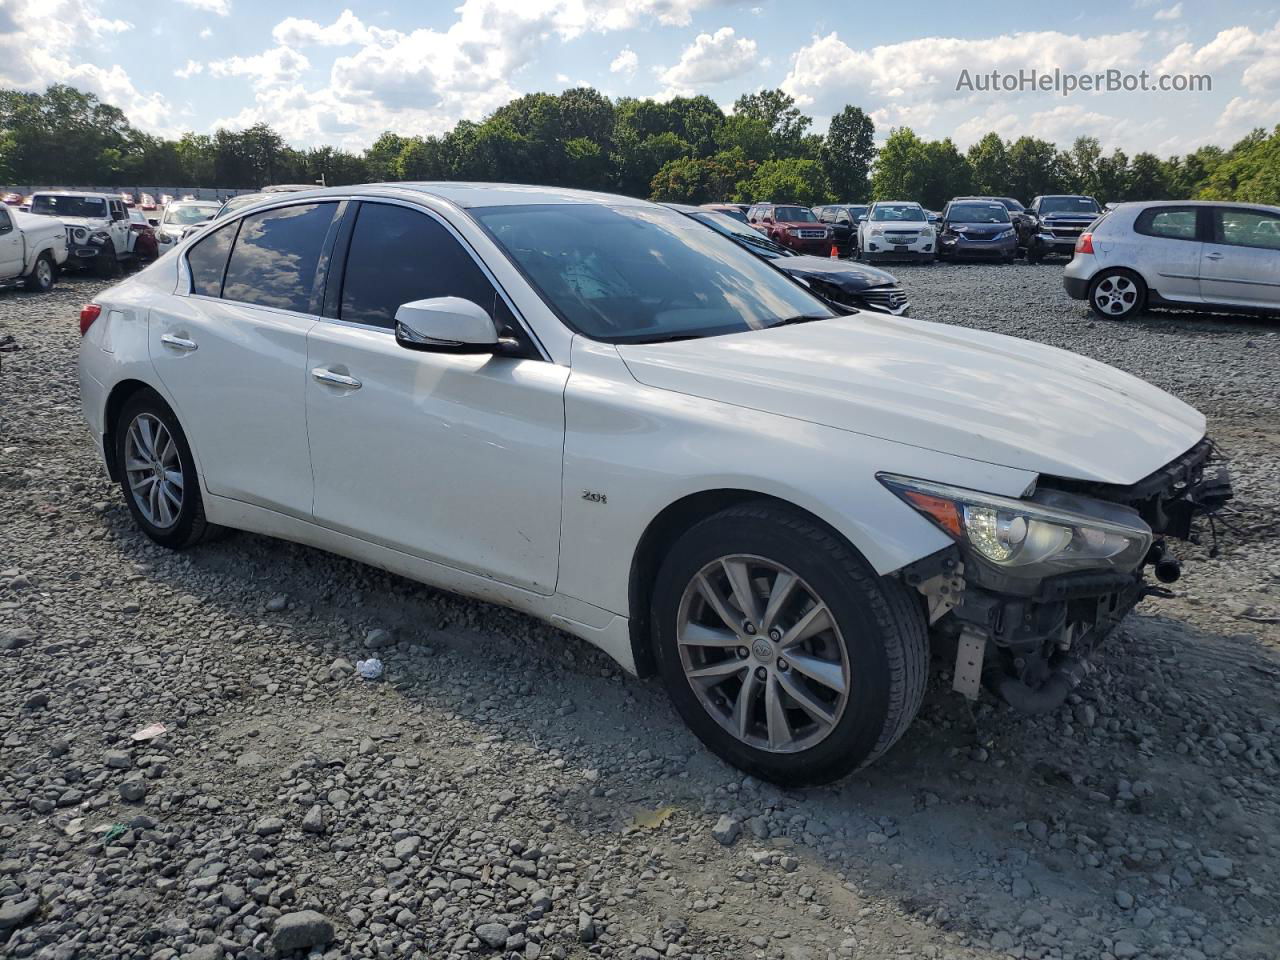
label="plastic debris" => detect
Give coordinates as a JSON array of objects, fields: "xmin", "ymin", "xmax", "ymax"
[
  {"xmin": 356, "ymin": 658, "xmax": 383, "ymax": 680},
  {"xmin": 631, "ymin": 805, "xmax": 676, "ymax": 830},
  {"xmin": 101, "ymin": 824, "xmax": 127, "ymax": 844},
  {"xmin": 131, "ymin": 722, "xmax": 166, "ymax": 742}
]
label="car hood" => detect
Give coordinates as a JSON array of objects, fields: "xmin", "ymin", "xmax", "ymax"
[
  {"xmin": 775, "ymin": 256, "xmax": 897, "ymax": 291},
  {"xmin": 52, "ymin": 215, "xmax": 111, "ymax": 229},
  {"xmin": 946, "ymin": 222, "xmax": 1013, "ymax": 236},
  {"xmin": 775, "ymin": 220, "xmax": 826, "ymax": 229},
  {"xmin": 616, "ymin": 314, "xmax": 1204, "ymax": 485}
]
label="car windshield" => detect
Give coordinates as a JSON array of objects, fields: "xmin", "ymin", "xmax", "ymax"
[
  {"xmin": 773, "ymin": 206, "xmax": 817, "ymax": 222},
  {"xmin": 999, "ymin": 198, "xmax": 1026, "ymax": 213},
  {"xmin": 216, "ymin": 194, "xmax": 264, "ymax": 218},
  {"xmin": 1040, "ymin": 196, "xmax": 1100, "ymax": 214},
  {"xmin": 689, "ymin": 211, "xmax": 792, "ymax": 258},
  {"xmin": 475, "ymin": 202, "xmax": 832, "ymax": 343},
  {"xmin": 164, "ymin": 203, "xmax": 220, "ymax": 225},
  {"xmin": 710, "ymin": 207, "xmax": 749, "ymax": 224},
  {"xmin": 30, "ymin": 195, "xmax": 107, "ymax": 218},
  {"xmin": 872, "ymin": 204, "xmax": 925, "ymax": 222},
  {"xmin": 948, "ymin": 203, "xmax": 1010, "ymax": 223}
]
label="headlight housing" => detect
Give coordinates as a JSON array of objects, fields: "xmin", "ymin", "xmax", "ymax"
[
  {"xmin": 869, "ymin": 226, "xmax": 884, "ymax": 236},
  {"xmin": 89, "ymin": 231, "xmax": 109, "ymax": 246},
  {"xmin": 995, "ymin": 228, "xmax": 1015, "ymax": 239},
  {"xmin": 879, "ymin": 475, "xmax": 1152, "ymax": 579}
]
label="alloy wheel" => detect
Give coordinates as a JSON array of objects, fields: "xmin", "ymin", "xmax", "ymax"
[
  {"xmin": 1093, "ymin": 274, "xmax": 1139, "ymax": 316},
  {"xmin": 124, "ymin": 413, "xmax": 184, "ymax": 528},
  {"xmin": 676, "ymin": 555, "xmax": 851, "ymax": 754},
  {"xmin": 36, "ymin": 258, "xmax": 52, "ymax": 288}
]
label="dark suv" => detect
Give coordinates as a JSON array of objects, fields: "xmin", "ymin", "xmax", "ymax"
[
  {"xmin": 746, "ymin": 203, "xmax": 833, "ymax": 255},
  {"xmin": 814, "ymin": 204, "xmax": 868, "ymax": 257},
  {"xmin": 1020, "ymin": 195, "xmax": 1102, "ymax": 262}
]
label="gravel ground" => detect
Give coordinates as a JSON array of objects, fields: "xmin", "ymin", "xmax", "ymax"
[{"xmin": 1, "ymin": 264, "xmax": 1277, "ymax": 960}]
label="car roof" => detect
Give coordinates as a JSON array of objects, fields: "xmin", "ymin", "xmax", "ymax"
[
  {"xmin": 872, "ymin": 200, "xmax": 922, "ymax": 206},
  {"xmin": 31, "ymin": 190, "xmax": 115, "ymax": 199},
  {"xmin": 216, "ymin": 182, "xmax": 657, "ymax": 210}
]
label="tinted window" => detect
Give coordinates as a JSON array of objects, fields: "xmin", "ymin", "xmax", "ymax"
[
  {"xmin": 31, "ymin": 195, "xmax": 107, "ymax": 218},
  {"xmin": 223, "ymin": 203, "xmax": 335, "ymax": 312},
  {"xmin": 187, "ymin": 220, "xmax": 239, "ymax": 297},
  {"xmin": 773, "ymin": 206, "xmax": 817, "ymax": 222},
  {"xmin": 1136, "ymin": 207, "xmax": 1198, "ymax": 241},
  {"xmin": 947, "ymin": 203, "xmax": 1010, "ymax": 223},
  {"xmin": 339, "ymin": 202, "xmax": 500, "ymax": 329},
  {"xmin": 0, "ymin": 207, "xmax": 10, "ymax": 232},
  {"xmin": 1039, "ymin": 196, "xmax": 1101, "ymax": 215},
  {"xmin": 871, "ymin": 204, "xmax": 925, "ymax": 222},
  {"xmin": 1215, "ymin": 208, "xmax": 1280, "ymax": 250}
]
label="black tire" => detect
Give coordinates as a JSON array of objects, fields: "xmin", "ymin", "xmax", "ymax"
[
  {"xmin": 114, "ymin": 388, "xmax": 219, "ymax": 549},
  {"xmin": 651, "ymin": 501, "xmax": 928, "ymax": 786},
  {"xmin": 1088, "ymin": 268, "xmax": 1146, "ymax": 320},
  {"xmin": 95, "ymin": 243, "xmax": 121, "ymax": 279},
  {"xmin": 23, "ymin": 253, "xmax": 55, "ymax": 292}
]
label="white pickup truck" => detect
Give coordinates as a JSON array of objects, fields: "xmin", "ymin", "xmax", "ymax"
[{"xmin": 0, "ymin": 204, "xmax": 68, "ymax": 292}]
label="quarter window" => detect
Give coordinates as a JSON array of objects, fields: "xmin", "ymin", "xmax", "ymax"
[
  {"xmin": 222, "ymin": 202, "xmax": 336, "ymax": 313},
  {"xmin": 338, "ymin": 202, "xmax": 503, "ymax": 331},
  {"xmin": 1135, "ymin": 207, "xmax": 1199, "ymax": 241},
  {"xmin": 1214, "ymin": 208, "xmax": 1280, "ymax": 251},
  {"xmin": 186, "ymin": 220, "xmax": 239, "ymax": 298}
]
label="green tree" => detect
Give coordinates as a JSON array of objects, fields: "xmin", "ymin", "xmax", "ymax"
[
  {"xmin": 1061, "ymin": 136, "xmax": 1102, "ymax": 197},
  {"xmin": 1124, "ymin": 152, "xmax": 1168, "ymax": 201},
  {"xmin": 649, "ymin": 148, "xmax": 754, "ymax": 203},
  {"xmin": 735, "ymin": 156, "xmax": 832, "ymax": 206},
  {"xmin": 364, "ymin": 132, "xmax": 409, "ymax": 181},
  {"xmin": 1006, "ymin": 136, "xmax": 1063, "ymax": 201},
  {"xmin": 917, "ymin": 138, "xmax": 970, "ymax": 209},
  {"xmin": 1095, "ymin": 149, "xmax": 1130, "ymax": 204},
  {"xmin": 732, "ymin": 89, "xmax": 811, "ymax": 153},
  {"xmin": 966, "ymin": 132, "xmax": 1011, "ymax": 196},
  {"xmin": 871, "ymin": 127, "xmax": 927, "ymax": 200},
  {"xmin": 395, "ymin": 136, "xmax": 447, "ymax": 180},
  {"xmin": 820, "ymin": 105, "xmax": 875, "ymax": 201}
]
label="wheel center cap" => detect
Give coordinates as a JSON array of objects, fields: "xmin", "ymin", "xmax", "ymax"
[{"xmin": 751, "ymin": 638, "xmax": 774, "ymax": 661}]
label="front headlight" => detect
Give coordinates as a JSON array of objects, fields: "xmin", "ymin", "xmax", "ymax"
[
  {"xmin": 879, "ymin": 475, "xmax": 1152, "ymax": 578},
  {"xmin": 72, "ymin": 227, "xmax": 88, "ymax": 242},
  {"xmin": 869, "ymin": 226, "xmax": 884, "ymax": 236},
  {"xmin": 995, "ymin": 228, "xmax": 1015, "ymax": 240}
]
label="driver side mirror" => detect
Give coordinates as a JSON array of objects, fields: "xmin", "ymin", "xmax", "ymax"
[{"xmin": 394, "ymin": 297, "xmax": 500, "ymax": 355}]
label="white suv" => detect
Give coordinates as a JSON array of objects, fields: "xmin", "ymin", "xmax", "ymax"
[
  {"xmin": 78, "ymin": 184, "xmax": 1230, "ymax": 785},
  {"xmin": 858, "ymin": 201, "xmax": 936, "ymax": 262},
  {"xmin": 1064, "ymin": 200, "xmax": 1280, "ymax": 320}
]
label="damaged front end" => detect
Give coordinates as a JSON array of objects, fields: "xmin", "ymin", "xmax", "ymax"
[{"xmin": 885, "ymin": 439, "xmax": 1232, "ymax": 715}]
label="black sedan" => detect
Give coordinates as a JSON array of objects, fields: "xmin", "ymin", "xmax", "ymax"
[{"xmin": 668, "ymin": 204, "xmax": 910, "ymax": 316}]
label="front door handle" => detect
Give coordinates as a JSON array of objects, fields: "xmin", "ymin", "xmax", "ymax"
[
  {"xmin": 160, "ymin": 333, "xmax": 198, "ymax": 352},
  {"xmin": 311, "ymin": 367, "xmax": 362, "ymax": 390},
  {"xmin": 1205, "ymin": 252, "xmax": 1224, "ymax": 261}
]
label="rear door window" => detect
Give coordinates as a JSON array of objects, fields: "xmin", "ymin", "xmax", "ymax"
[
  {"xmin": 0, "ymin": 207, "xmax": 11, "ymax": 233},
  {"xmin": 1135, "ymin": 207, "xmax": 1199, "ymax": 241},
  {"xmin": 186, "ymin": 220, "xmax": 240, "ymax": 298},
  {"xmin": 337, "ymin": 202, "xmax": 504, "ymax": 331},
  {"xmin": 222, "ymin": 202, "xmax": 337, "ymax": 312}
]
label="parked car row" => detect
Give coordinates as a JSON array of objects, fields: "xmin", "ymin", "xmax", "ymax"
[{"xmin": 77, "ymin": 182, "xmax": 1234, "ymax": 784}]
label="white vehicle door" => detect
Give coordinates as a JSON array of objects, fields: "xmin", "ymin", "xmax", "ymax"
[
  {"xmin": 1130, "ymin": 205, "xmax": 1203, "ymax": 303},
  {"xmin": 108, "ymin": 200, "xmax": 131, "ymax": 255},
  {"xmin": 1200, "ymin": 206, "xmax": 1280, "ymax": 307},
  {"xmin": 149, "ymin": 201, "xmax": 341, "ymax": 516},
  {"xmin": 305, "ymin": 200, "xmax": 567, "ymax": 594},
  {"xmin": 0, "ymin": 207, "xmax": 22, "ymax": 278}
]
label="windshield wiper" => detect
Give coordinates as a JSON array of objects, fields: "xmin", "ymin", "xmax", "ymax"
[{"xmin": 764, "ymin": 314, "xmax": 829, "ymax": 328}]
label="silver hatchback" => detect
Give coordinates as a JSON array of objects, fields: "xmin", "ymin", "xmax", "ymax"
[{"xmin": 1063, "ymin": 200, "xmax": 1280, "ymax": 319}]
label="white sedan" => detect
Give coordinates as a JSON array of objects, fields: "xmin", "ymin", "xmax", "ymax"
[{"xmin": 78, "ymin": 184, "xmax": 1229, "ymax": 784}]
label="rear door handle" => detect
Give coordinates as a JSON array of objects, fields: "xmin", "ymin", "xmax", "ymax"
[
  {"xmin": 160, "ymin": 333, "xmax": 198, "ymax": 352},
  {"xmin": 1205, "ymin": 252, "xmax": 1224, "ymax": 261},
  {"xmin": 311, "ymin": 367, "xmax": 362, "ymax": 390}
]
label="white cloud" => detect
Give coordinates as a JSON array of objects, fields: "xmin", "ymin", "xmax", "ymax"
[
  {"xmin": 1153, "ymin": 3, "xmax": 1182, "ymax": 21},
  {"xmin": 208, "ymin": 46, "xmax": 311, "ymax": 87},
  {"xmin": 272, "ymin": 9, "xmax": 388, "ymax": 47},
  {"xmin": 175, "ymin": 0, "xmax": 230, "ymax": 15},
  {"xmin": 658, "ymin": 26, "xmax": 758, "ymax": 93},
  {"xmin": 199, "ymin": 27, "xmax": 213, "ymax": 39},
  {"xmin": 175, "ymin": 59, "xmax": 204, "ymax": 79},
  {"xmin": 610, "ymin": 48, "xmax": 639, "ymax": 75}
]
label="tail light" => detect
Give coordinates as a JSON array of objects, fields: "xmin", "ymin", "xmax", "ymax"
[
  {"xmin": 79, "ymin": 303, "xmax": 102, "ymax": 336},
  {"xmin": 1075, "ymin": 232, "xmax": 1094, "ymax": 254}
]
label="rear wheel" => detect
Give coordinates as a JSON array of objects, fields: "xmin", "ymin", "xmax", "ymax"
[
  {"xmin": 115, "ymin": 389, "xmax": 219, "ymax": 549},
  {"xmin": 652, "ymin": 501, "xmax": 928, "ymax": 785},
  {"xmin": 24, "ymin": 253, "xmax": 54, "ymax": 292},
  {"xmin": 1089, "ymin": 269, "xmax": 1146, "ymax": 320}
]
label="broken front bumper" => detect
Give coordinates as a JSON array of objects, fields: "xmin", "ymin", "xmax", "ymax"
[{"xmin": 911, "ymin": 439, "xmax": 1233, "ymax": 712}]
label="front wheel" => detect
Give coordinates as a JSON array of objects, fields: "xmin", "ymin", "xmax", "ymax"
[
  {"xmin": 24, "ymin": 253, "xmax": 55, "ymax": 292},
  {"xmin": 1089, "ymin": 269, "xmax": 1146, "ymax": 320},
  {"xmin": 652, "ymin": 502, "xmax": 928, "ymax": 785}
]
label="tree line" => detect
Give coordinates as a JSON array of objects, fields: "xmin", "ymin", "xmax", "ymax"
[{"xmin": 2, "ymin": 83, "xmax": 1278, "ymax": 208}]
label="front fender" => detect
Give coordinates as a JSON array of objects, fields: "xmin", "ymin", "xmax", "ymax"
[{"xmin": 556, "ymin": 338, "xmax": 1037, "ymax": 617}]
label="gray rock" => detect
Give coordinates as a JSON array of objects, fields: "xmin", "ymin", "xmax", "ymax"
[
  {"xmin": 266, "ymin": 594, "xmax": 288, "ymax": 611},
  {"xmin": 0, "ymin": 897, "xmax": 40, "ymax": 930},
  {"xmin": 255, "ymin": 816, "xmax": 285, "ymax": 836},
  {"xmin": 394, "ymin": 835, "xmax": 421, "ymax": 860},
  {"xmin": 118, "ymin": 778, "xmax": 147, "ymax": 803},
  {"xmin": 301, "ymin": 805, "xmax": 326, "ymax": 834},
  {"xmin": 578, "ymin": 912, "xmax": 596, "ymax": 943},
  {"xmin": 270, "ymin": 910, "xmax": 334, "ymax": 954},
  {"xmin": 1200, "ymin": 855, "xmax": 1234, "ymax": 879},
  {"xmin": 475, "ymin": 922, "xmax": 510, "ymax": 949},
  {"xmin": 104, "ymin": 750, "xmax": 131, "ymax": 769},
  {"xmin": 1114, "ymin": 941, "xmax": 1140, "ymax": 959},
  {"xmin": 364, "ymin": 628, "xmax": 393, "ymax": 649},
  {"xmin": 711, "ymin": 814, "xmax": 741, "ymax": 846}
]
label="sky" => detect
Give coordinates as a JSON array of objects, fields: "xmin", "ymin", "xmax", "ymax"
[{"xmin": 3, "ymin": 0, "xmax": 1280, "ymax": 157}]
